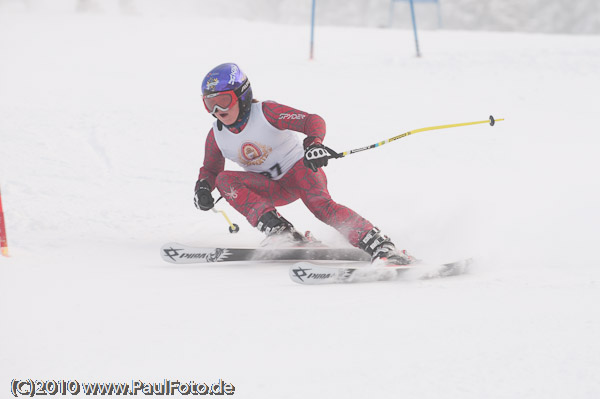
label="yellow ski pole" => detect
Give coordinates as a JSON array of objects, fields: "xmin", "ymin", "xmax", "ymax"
[
  {"xmin": 330, "ymin": 115, "xmax": 504, "ymax": 159},
  {"xmin": 212, "ymin": 197, "xmax": 240, "ymax": 233}
]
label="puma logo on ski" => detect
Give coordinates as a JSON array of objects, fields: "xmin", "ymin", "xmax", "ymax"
[
  {"xmin": 291, "ymin": 266, "xmax": 310, "ymax": 281},
  {"xmin": 163, "ymin": 247, "xmax": 184, "ymax": 261},
  {"xmin": 291, "ymin": 266, "xmax": 333, "ymax": 282},
  {"xmin": 308, "ymin": 273, "xmax": 333, "ymax": 279},
  {"xmin": 162, "ymin": 247, "xmax": 228, "ymax": 262}
]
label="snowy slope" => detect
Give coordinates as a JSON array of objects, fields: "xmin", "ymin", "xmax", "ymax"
[{"xmin": 1, "ymin": 12, "xmax": 600, "ymax": 399}]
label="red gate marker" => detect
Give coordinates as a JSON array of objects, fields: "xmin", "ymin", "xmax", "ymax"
[{"xmin": 0, "ymin": 186, "xmax": 9, "ymax": 257}]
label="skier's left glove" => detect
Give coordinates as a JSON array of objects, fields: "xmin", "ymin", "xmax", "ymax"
[
  {"xmin": 303, "ymin": 143, "xmax": 341, "ymax": 172},
  {"xmin": 194, "ymin": 179, "xmax": 214, "ymax": 211}
]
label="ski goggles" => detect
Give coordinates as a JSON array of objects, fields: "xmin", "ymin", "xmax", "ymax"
[
  {"xmin": 203, "ymin": 90, "xmax": 238, "ymax": 115},
  {"xmin": 203, "ymin": 78, "xmax": 250, "ymax": 115}
]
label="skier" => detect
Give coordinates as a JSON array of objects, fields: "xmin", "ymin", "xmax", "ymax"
[{"xmin": 194, "ymin": 63, "xmax": 412, "ymax": 265}]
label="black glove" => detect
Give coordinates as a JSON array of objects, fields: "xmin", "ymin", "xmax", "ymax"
[
  {"xmin": 303, "ymin": 143, "xmax": 340, "ymax": 172},
  {"xmin": 194, "ymin": 180, "xmax": 214, "ymax": 211}
]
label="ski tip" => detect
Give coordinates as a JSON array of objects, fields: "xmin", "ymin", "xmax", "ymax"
[
  {"xmin": 289, "ymin": 262, "xmax": 345, "ymax": 285},
  {"xmin": 289, "ymin": 262, "xmax": 315, "ymax": 285},
  {"xmin": 160, "ymin": 243, "xmax": 185, "ymax": 263},
  {"xmin": 418, "ymin": 257, "xmax": 473, "ymax": 279},
  {"xmin": 160, "ymin": 242, "xmax": 210, "ymax": 262}
]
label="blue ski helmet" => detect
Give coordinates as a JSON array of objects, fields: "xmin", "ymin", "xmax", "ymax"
[{"xmin": 202, "ymin": 63, "xmax": 253, "ymax": 125}]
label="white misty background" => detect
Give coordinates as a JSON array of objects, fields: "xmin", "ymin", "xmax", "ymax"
[
  {"xmin": 0, "ymin": 1, "xmax": 599, "ymax": 399},
  {"xmin": 2, "ymin": 0, "xmax": 600, "ymax": 33}
]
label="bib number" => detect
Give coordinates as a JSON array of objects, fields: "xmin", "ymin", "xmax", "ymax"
[{"xmin": 260, "ymin": 163, "xmax": 282, "ymax": 179}]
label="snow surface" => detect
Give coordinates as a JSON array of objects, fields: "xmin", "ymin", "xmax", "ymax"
[{"xmin": 1, "ymin": 11, "xmax": 600, "ymax": 399}]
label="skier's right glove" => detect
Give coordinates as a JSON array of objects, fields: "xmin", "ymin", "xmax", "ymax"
[
  {"xmin": 194, "ymin": 179, "xmax": 214, "ymax": 211},
  {"xmin": 303, "ymin": 143, "xmax": 341, "ymax": 172}
]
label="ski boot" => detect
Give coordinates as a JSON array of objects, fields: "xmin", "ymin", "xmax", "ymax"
[
  {"xmin": 358, "ymin": 227, "xmax": 414, "ymax": 266},
  {"xmin": 257, "ymin": 210, "xmax": 309, "ymax": 247}
]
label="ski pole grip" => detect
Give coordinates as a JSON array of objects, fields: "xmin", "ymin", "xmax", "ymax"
[{"xmin": 325, "ymin": 146, "xmax": 342, "ymax": 159}]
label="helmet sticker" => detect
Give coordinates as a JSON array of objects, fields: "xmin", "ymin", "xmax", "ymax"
[
  {"xmin": 205, "ymin": 77, "xmax": 219, "ymax": 92},
  {"xmin": 229, "ymin": 64, "xmax": 239, "ymax": 85}
]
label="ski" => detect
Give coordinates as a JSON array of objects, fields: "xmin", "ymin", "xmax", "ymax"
[
  {"xmin": 161, "ymin": 242, "xmax": 371, "ymax": 264},
  {"xmin": 289, "ymin": 258, "xmax": 473, "ymax": 285}
]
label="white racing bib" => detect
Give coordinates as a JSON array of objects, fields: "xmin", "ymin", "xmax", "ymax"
[{"xmin": 213, "ymin": 102, "xmax": 304, "ymax": 180}]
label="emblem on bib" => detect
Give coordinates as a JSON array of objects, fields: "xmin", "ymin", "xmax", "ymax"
[{"xmin": 239, "ymin": 142, "xmax": 272, "ymax": 166}]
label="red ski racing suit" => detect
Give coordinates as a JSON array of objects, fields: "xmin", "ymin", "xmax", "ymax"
[{"xmin": 197, "ymin": 101, "xmax": 375, "ymax": 246}]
